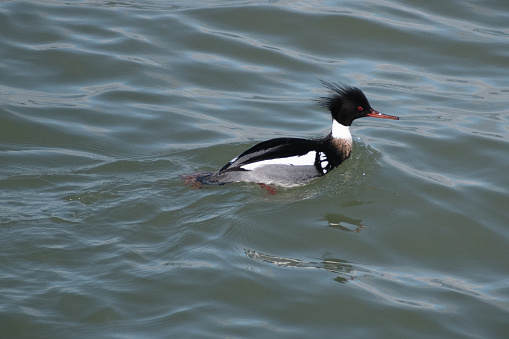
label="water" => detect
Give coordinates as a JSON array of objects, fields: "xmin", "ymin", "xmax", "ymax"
[{"xmin": 1, "ymin": 0, "xmax": 508, "ymax": 337}]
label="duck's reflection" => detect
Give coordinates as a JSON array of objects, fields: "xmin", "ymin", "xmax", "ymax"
[
  {"xmin": 245, "ymin": 214, "xmax": 372, "ymax": 282},
  {"xmin": 245, "ymin": 249, "xmax": 372, "ymax": 283},
  {"xmin": 245, "ymin": 249, "xmax": 492, "ymax": 308}
]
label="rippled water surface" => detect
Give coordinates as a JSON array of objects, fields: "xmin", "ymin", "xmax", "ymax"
[{"xmin": 1, "ymin": 0, "xmax": 509, "ymax": 337}]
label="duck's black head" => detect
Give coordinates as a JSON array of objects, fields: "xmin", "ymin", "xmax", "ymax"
[{"xmin": 316, "ymin": 81, "xmax": 398, "ymax": 126}]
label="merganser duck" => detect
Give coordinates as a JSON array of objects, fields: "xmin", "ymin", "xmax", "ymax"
[{"xmin": 186, "ymin": 82, "xmax": 398, "ymax": 189}]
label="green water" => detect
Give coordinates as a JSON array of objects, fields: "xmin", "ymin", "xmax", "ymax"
[{"xmin": 1, "ymin": 1, "xmax": 508, "ymax": 337}]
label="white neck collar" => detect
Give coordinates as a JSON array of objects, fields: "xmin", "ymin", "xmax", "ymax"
[{"xmin": 331, "ymin": 119, "xmax": 352, "ymax": 141}]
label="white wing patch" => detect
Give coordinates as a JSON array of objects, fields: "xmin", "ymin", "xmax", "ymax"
[
  {"xmin": 240, "ymin": 151, "xmax": 316, "ymax": 171},
  {"xmin": 319, "ymin": 152, "xmax": 329, "ymax": 173},
  {"xmin": 319, "ymin": 152, "xmax": 328, "ymax": 168}
]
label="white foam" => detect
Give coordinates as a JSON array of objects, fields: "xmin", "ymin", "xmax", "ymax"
[{"xmin": 241, "ymin": 151, "xmax": 316, "ymax": 171}]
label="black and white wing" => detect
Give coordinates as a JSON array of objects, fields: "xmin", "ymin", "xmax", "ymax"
[{"xmin": 219, "ymin": 137, "xmax": 331, "ymax": 175}]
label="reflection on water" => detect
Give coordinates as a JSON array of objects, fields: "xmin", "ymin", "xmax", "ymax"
[
  {"xmin": 246, "ymin": 249, "xmax": 361, "ymax": 283},
  {"xmin": 245, "ymin": 249, "xmax": 500, "ymax": 308},
  {"xmin": 322, "ymin": 213, "xmax": 368, "ymax": 233}
]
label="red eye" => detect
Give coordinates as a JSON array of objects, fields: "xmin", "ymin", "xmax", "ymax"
[{"xmin": 357, "ymin": 106, "xmax": 363, "ymax": 111}]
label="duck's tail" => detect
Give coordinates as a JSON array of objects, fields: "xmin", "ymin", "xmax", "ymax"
[{"xmin": 183, "ymin": 171, "xmax": 230, "ymax": 188}]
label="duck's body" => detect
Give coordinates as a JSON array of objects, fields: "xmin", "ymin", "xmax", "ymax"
[
  {"xmin": 196, "ymin": 123, "xmax": 352, "ymax": 187},
  {"xmin": 188, "ymin": 82, "xmax": 398, "ymax": 188}
]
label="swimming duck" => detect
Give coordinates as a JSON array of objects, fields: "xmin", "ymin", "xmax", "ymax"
[{"xmin": 186, "ymin": 82, "xmax": 398, "ymax": 189}]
